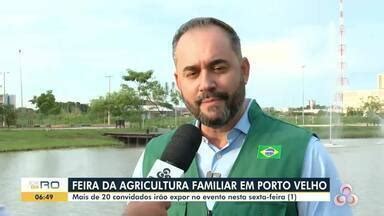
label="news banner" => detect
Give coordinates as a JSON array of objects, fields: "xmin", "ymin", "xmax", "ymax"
[{"xmin": 21, "ymin": 177, "xmax": 330, "ymax": 202}]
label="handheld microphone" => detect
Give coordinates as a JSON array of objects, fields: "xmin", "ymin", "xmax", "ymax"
[{"xmin": 147, "ymin": 124, "xmax": 202, "ymax": 178}]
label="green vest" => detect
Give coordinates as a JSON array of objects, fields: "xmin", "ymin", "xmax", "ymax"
[{"xmin": 142, "ymin": 101, "xmax": 312, "ymax": 216}]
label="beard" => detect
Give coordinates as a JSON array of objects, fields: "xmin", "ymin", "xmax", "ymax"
[{"xmin": 181, "ymin": 80, "xmax": 246, "ymax": 128}]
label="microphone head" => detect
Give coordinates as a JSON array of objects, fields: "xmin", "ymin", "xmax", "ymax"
[{"xmin": 160, "ymin": 124, "xmax": 202, "ymax": 172}]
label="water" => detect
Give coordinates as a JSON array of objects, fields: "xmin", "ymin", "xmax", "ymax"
[
  {"xmin": 0, "ymin": 139, "xmax": 383, "ymax": 216},
  {"xmin": 0, "ymin": 147, "xmax": 143, "ymax": 216},
  {"xmin": 326, "ymin": 138, "xmax": 384, "ymax": 216}
]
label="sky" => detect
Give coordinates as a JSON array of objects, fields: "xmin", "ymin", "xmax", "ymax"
[{"xmin": 1, "ymin": 0, "xmax": 383, "ymax": 109}]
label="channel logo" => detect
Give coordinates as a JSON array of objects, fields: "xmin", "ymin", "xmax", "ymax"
[
  {"xmin": 156, "ymin": 168, "xmax": 171, "ymax": 178},
  {"xmin": 334, "ymin": 184, "xmax": 358, "ymax": 206},
  {"xmin": 21, "ymin": 178, "xmax": 67, "ymax": 192},
  {"xmin": 28, "ymin": 180, "xmax": 60, "ymax": 190},
  {"xmin": 28, "ymin": 181, "xmax": 40, "ymax": 189}
]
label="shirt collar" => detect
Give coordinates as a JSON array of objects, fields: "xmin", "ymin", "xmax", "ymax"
[{"xmin": 232, "ymin": 98, "xmax": 252, "ymax": 135}]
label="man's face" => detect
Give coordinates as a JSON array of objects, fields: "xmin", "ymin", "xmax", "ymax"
[{"xmin": 174, "ymin": 25, "xmax": 249, "ymax": 128}]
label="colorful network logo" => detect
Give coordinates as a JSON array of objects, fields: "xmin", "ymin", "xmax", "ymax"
[{"xmin": 334, "ymin": 184, "xmax": 358, "ymax": 206}]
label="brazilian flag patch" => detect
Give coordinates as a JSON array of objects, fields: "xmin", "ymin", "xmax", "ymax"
[{"xmin": 257, "ymin": 145, "xmax": 282, "ymax": 159}]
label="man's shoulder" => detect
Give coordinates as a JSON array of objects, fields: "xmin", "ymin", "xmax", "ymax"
[
  {"xmin": 141, "ymin": 130, "xmax": 177, "ymax": 175},
  {"xmin": 247, "ymin": 100, "xmax": 312, "ymax": 136},
  {"xmin": 260, "ymin": 112, "xmax": 312, "ymax": 135},
  {"xmin": 146, "ymin": 130, "xmax": 175, "ymax": 151}
]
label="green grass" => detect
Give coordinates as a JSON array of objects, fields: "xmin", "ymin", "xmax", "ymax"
[
  {"xmin": 0, "ymin": 129, "xmax": 125, "ymax": 152},
  {"xmin": 1, "ymin": 120, "xmax": 382, "ymax": 152},
  {"xmin": 0, "ymin": 114, "xmax": 194, "ymax": 152},
  {"xmin": 304, "ymin": 126, "xmax": 384, "ymax": 139}
]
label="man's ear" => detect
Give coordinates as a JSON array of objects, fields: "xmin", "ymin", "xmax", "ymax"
[{"xmin": 241, "ymin": 57, "xmax": 250, "ymax": 84}]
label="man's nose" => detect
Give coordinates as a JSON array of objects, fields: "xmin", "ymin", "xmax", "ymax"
[{"xmin": 198, "ymin": 71, "xmax": 216, "ymax": 92}]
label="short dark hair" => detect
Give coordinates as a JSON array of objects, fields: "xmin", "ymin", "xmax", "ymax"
[{"xmin": 172, "ymin": 17, "xmax": 242, "ymax": 61}]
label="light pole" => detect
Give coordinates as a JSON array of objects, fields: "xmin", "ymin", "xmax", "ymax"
[
  {"xmin": 1, "ymin": 72, "xmax": 10, "ymax": 127},
  {"xmin": 301, "ymin": 65, "xmax": 305, "ymax": 126},
  {"xmin": 19, "ymin": 49, "xmax": 24, "ymax": 108},
  {"xmin": 105, "ymin": 75, "xmax": 112, "ymax": 126},
  {"xmin": 1, "ymin": 72, "xmax": 10, "ymax": 104}
]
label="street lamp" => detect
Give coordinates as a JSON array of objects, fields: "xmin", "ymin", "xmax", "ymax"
[
  {"xmin": 1, "ymin": 72, "xmax": 10, "ymax": 127},
  {"xmin": 301, "ymin": 65, "xmax": 305, "ymax": 126},
  {"xmin": 105, "ymin": 75, "xmax": 112, "ymax": 126},
  {"xmin": 19, "ymin": 49, "xmax": 24, "ymax": 108},
  {"xmin": 1, "ymin": 72, "xmax": 10, "ymax": 104}
]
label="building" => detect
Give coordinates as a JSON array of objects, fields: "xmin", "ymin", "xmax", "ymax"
[
  {"xmin": 141, "ymin": 104, "xmax": 173, "ymax": 119},
  {"xmin": 342, "ymin": 74, "xmax": 384, "ymax": 112},
  {"xmin": 0, "ymin": 94, "xmax": 16, "ymax": 107}
]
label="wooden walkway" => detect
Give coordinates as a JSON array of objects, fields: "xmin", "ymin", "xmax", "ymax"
[{"xmin": 103, "ymin": 132, "xmax": 162, "ymax": 146}]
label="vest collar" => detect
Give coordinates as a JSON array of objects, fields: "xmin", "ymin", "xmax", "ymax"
[{"xmin": 247, "ymin": 99, "xmax": 264, "ymax": 125}]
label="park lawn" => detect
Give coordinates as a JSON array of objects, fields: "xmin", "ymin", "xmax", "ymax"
[
  {"xmin": 0, "ymin": 126, "xmax": 382, "ymax": 152},
  {"xmin": 0, "ymin": 129, "xmax": 124, "ymax": 152},
  {"xmin": 304, "ymin": 126, "xmax": 384, "ymax": 139}
]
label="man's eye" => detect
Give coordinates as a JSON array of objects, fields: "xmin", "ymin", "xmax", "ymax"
[
  {"xmin": 213, "ymin": 65, "xmax": 227, "ymax": 72},
  {"xmin": 185, "ymin": 71, "xmax": 197, "ymax": 78},
  {"xmin": 214, "ymin": 67, "xmax": 223, "ymax": 70}
]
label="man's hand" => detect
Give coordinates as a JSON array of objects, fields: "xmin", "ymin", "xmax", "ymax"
[{"xmin": 123, "ymin": 201, "xmax": 171, "ymax": 216}]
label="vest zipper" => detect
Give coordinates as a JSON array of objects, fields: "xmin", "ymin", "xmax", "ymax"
[{"xmin": 207, "ymin": 210, "xmax": 212, "ymax": 216}]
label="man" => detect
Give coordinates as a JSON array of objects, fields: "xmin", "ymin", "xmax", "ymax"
[{"xmin": 125, "ymin": 17, "xmax": 352, "ymax": 216}]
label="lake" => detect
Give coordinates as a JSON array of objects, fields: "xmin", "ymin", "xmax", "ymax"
[{"xmin": 0, "ymin": 138, "xmax": 383, "ymax": 215}]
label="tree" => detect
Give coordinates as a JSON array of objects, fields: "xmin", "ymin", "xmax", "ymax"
[
  {"xmin": 16, "ymin": 107, "xmax": 36, "ymax": 127},
  {"xmin": 361, "ymin": 96, "xmax": 384, "ymax": 126},
  {"xmin": 123, "ymin": 69, "xmax": 170, "ymax": 114},
  {"xmin": 362, "ymin": 96, "xmax": 383, "ymax": 113},
  {"xmin": 57, "ymin": 101, "xmax": 89, "ymax": 114},
  {"xmin": 89, "ymin": 87, "xmax": 141, "ymax": 121},
  {"xmin": 170, "ymin": 82, "xmax": 181, "ymax": 106},
  {"xmin": 346, "ymin": 107, "xmax": 363, "ymax": 116},
  {"xmin": 89, "ymin": 96, "xmax": 107, "ymax": 120},
  {"xmin": 0, "ymin": 105, "xmax": 17, "ymax": 127},
  {"xmin": 30, "ymin": 90, "xmax": 61, "ymax": 115},
  {"xmin": 109, "ymin": 87, "xmax": 142, "ymax": 119}
]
